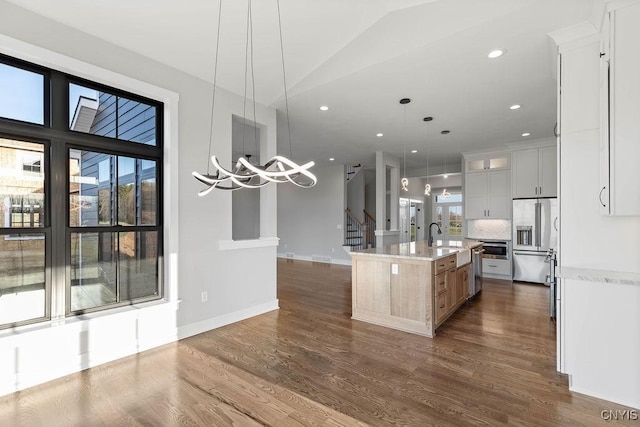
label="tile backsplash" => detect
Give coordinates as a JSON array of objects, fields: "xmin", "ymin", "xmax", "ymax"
[{"xmin": 466, "ymin": 219, "xmax": 511, "ymax": 240}]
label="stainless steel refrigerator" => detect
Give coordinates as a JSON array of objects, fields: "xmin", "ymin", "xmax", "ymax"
[{"xmin": 512, "ymin": 198, "xmax": 558, "ymax": 283}]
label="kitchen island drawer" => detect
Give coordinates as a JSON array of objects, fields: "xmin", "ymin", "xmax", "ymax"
[
  {"xmin": 434, "ymin": 271, "xmax": 447, "ymax": 295},
  {"xmin": 435, "ymin": 254, "xmax": 456, "ymax": 275},
  {"xmin": 482, "ymin": 258, "xmax": 511, "ymax": 276},
  {"xmin": 435, "ymin": 292, "xmax": 448, "ymax": 324}
]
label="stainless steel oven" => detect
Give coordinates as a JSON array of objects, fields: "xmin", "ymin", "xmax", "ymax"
[{"xmin": 481, "ymin": 240, "xmax": 509, "ymax": 260}]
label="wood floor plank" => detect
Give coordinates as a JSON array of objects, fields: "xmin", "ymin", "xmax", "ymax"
[{"xmin": 0, "ymin": 258, "xmax": 636, "ymax": 426}]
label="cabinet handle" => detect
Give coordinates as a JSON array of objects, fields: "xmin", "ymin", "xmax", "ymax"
[
  {"xmin": 539, "ymin": 186, "xmax": 542, "ymax": 195},
  {"xmin": 535, "ymin": 187, "xmax": 538, "ymax": 195},
  {"xmin": 599, "ymin": 186, "xmax": 607, "ymax": 207}
]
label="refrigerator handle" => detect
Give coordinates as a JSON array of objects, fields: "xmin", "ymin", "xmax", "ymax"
[{"xmin": 535, "ymin": 202, "xmax": 542, "ymax": 247}]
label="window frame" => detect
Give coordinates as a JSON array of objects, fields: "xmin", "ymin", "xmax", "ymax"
[
  {"xmin": 0, "ymin": 54, "xmax": 164, "ymax": 329},
  {"xmin": 0, "ymin": 53, "xmax": 50, "ymax": 128}
]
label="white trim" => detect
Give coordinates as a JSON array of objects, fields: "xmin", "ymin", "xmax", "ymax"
[
  {"xmin": 0, "ymin": 34, "xmax": 178, "ymax": 104},
  {"xmin": 569, "ymin": 383, "xmax": 640, "ymax": 410},
  {"xmin": 549, "ymin": 21, "xmax": 599, "ymax": 47},
  {"xmin": 374, "ymin": 229, "xmax": 400, "ymax": 236},
  {"xmin": 177, "ymin": 300, "xmax": 279, "ymax": 340},
  {"xmin": 556, "ymin": 33, "xmax": 601, "ymax": 54},
  {"xmin": 219, "ymin": 237, "xmax": 280, "ymax": 251},
  {"xmin": 0, "ymin": 300, "xmax": 178, "ymax": 397}
]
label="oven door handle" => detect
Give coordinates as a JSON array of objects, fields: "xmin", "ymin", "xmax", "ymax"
[{"xmin": 513, "ymin": 251, "xmax": 547, "ymax": 257}]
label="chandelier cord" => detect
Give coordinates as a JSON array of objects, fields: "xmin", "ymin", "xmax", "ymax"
[
  {"xmin": 403, "ymin": 104, "xmax": 407, "ymax": 180},
  {"xmin": 425, "ymin": 122, "xmax": 429, "ymax": 177},
  {"xmin": 241, "ymin": 0, "xmax": 252, "ymax": 159},
  {"xmin": 276, "ymin": 0, "xmax": 293, "ymax": 159},
  {"xmin": 249, "ymin": 0, "xmax": 259, "ymax": 161},
  {"xmin": 206, "ymin": 0, "xmax": 223, "ymax": 175}
]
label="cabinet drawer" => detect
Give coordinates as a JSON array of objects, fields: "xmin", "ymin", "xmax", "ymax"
[
  {"xmin": 436, "ymin": 292, "xmax": 447, "ymax": 324},
  {"xmin": 434, "ymin": 271, "xmax": 447, "ymax": 295},
  {"xmin": 482, "ymin": 258, "xmax": 511, "ymax": 276},
  {"xmin": 434, "ymin": 255, "xmax": 455, "ymax": 275}
]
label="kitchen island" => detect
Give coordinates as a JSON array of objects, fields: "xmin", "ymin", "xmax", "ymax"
[{"xmin": 350, "ymin": 240, "xmax": 482, "ymax": 337}]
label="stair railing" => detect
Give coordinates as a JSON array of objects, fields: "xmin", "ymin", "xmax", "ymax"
[
  {"xmin": 344, "ymin": 208, "xmax": 366, "ymax": 251},
  {"xmin": 363, "ymin": 210, "xmax": 376, "ymax": 248}
]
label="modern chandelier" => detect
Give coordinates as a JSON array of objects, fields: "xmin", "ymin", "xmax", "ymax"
[{"xmin": 192, "ymin": 0, "xmax": 317, "ymax": 195}]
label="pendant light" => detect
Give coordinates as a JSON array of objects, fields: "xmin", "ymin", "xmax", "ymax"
[
  {"xmin": 400, "ymin": 98, "xmax": 411, "ymax": 192},
  {"xmin": 441, "ymin": 129, "xmax": 451, "ymax": 199},
  {"xmin": 423, "ymin": 116, "xmax": 432, "ymax": 196},
  {"xmin": 192, "ymin": 0, "xmax": 317, "ymax": 195}
]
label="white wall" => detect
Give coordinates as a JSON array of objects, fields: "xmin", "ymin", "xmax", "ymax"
[
  {"xmin": 364, "ymin": 169, "xmax": 376, "ymax": 216},
  {"xmin": 0, "ymin": 1, "xmax": 278, "ymax": 396},
  {"xmin": 347, "ymin": 166, "xmax": 365, "ymax": 223},
  {"xmin": 376, "ymin": 151, "xmax": 400, "ymax": 246},
  {"xmin": 557, "ymin": 27, "xmax": 640, "ymax": 408},
  {"xmin": 277, "ymin": 164, "xmax": 350, "ymax": 264}
]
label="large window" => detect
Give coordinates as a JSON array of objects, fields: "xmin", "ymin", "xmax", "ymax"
[
  {"xmin": 0, "ymin": 54, "xmax": 163, "ymax": 329},
  {"xmin": 0, "ymin": 139, "xmax": 47, "ymax": 326}
]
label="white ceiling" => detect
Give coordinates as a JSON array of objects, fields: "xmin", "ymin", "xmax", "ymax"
[{"xmin": 6, "ymin": 0, "xmax": 594, "ymax": 172}]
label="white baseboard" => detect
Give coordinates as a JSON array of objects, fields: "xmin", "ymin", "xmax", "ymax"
[
  {"xmin": 177, "ymin": 299, "xmax": 279, "ymax": 340},
  {"xmin": 277, "ymin": 253, "xmax": 352, "ymax": 266},
  {"xmin": 570, "ymin": 383, "xmax": 640, "ymax": 410}
]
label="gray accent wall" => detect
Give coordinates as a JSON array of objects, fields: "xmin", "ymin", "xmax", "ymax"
[{"xmin": 277, "ymin": 163, "xmax": 350, "ymax": 263}]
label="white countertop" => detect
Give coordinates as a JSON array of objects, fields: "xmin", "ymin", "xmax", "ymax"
[
  {"xmin": 351, "ymin": 240, "xmax": 482, "ymax": 261},
  {"xmin": 558, "ymin": 267, "xmax": 640, "ymax": 286}
]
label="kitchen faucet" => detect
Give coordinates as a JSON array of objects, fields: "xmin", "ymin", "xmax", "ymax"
[{"xmin": 428, "ymin": 222, "xmax": 442, "ymax": 247}]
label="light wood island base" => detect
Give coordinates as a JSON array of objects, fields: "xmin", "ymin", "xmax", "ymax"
[{"xmin": 351, "ymin": 241, "xmax": 474, "ymax": 337}]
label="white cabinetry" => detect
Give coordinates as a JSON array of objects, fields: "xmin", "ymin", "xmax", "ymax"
[
  {"xmin": 465, "ymin": 169, "xmax": 510, "ymax": 219},
  {"xmin": 599, "ymin": 2, "xmax": 640, "ymax": 215},
  {"xmin": 465, "ymin": 155, "xmax": 509, "ymax": 173},
  {"xmin": 512, "ymin": 146, "xmax": 557, "ymax": 198}
]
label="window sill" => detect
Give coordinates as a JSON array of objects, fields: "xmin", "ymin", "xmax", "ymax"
[{"xmin": 218, "ymin": 237, "xmax": 280, "ymax": 251}]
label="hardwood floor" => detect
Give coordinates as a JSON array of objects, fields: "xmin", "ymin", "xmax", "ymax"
[{"xmin": 0, "ymin": 259, "xmax": 635, "ymax": 426}]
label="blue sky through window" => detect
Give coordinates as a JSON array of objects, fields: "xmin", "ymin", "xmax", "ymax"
[{"xmin": 0, "ymin": 63, "xmax": 44, "ymax": 124}]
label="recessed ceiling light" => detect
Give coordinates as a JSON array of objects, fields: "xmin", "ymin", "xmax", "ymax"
[
  {"xmin": 329, "ymin": 157, "xmax": 335, "ymax": 161},
  {"xmin": 411, "ymin": 150, "xmax": 418, "ymax": 154},
  {"xmin": 488, "ymin": 49, "xmax": 505, "ymax": 59},
  {"xmin": 376, "ymin": 133, "xmax": 383, "ymax": 137},
  {"xmin": 510, "ymin": 104, "xmax": 521, "ymax": 110},
  {"xmin": 522, "ymin": 132, "xmax": 531, "ymax": 137},
  {"xmin": 319, "ymin": 105, "xmax": 329, "ymax": 111}
]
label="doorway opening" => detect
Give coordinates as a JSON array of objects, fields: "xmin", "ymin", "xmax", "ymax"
[
  {"xmin": 400, "ymin": 198, "xmax": 424, "ymax": 243},
  {"xmin": 432, "ymin": 192, "xmax": 463, "ymax": 243}
]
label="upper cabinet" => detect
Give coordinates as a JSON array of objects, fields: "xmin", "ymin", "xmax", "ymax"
[
  {"xmin": 465, "ymin": 155, "xmax": 509, "ymax": 173},
  {"xmin": 599, "ymin": 2, "xmax": 640, "ymax": 215},
  {"xmin": 512, "ymin": 146, "xmax": 557, "ymax": 198},
  {"xmin": 465, "ymin": 153, "xmax": 511, "ymax": 219}
]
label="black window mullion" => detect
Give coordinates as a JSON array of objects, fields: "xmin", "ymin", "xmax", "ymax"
[{"xmin": 1, "ymin": 54, "xmax": 162, "ymax": 322}]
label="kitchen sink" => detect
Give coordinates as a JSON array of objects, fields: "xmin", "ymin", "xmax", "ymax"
[
  {"xmin": 437, "ymin": 246, "xmax": 471, "ymax": 267},
  {"xmin": 455, "ymin": 248, "xmax": 471, "ymax": 267}
]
